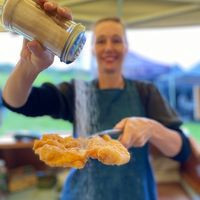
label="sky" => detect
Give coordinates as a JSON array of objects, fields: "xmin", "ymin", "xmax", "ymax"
[
  {"xmin": 1, "ymin": 26, "xmax": 200, "ymax": 70},
  {"xmin": 127, "ymin": 26, "xmax": 200, "ymax": 70}
]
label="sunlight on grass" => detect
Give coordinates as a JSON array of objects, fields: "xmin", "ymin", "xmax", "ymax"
[
  {"xmin": 182, "ymin": 122, "xmax": 200, "ymax": 143},
  {"xmin": 0, "ymin": 109, "xmax": 72, "ymax": 136}
]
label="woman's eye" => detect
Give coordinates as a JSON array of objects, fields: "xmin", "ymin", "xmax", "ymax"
[
  {"xmin": 96, "ymin": 39, "xmax": 105, "ymax": 44},
  {"xmin": 113, "ymin": 38, "xmax": 123, "ymax": 43}
]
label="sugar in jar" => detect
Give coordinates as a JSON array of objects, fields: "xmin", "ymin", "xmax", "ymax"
[{"xmin": 1, "ymin": 0, "xmax": 86, "ymax": 64}]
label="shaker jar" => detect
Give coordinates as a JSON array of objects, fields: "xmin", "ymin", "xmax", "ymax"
[{"xmin": 1, "ymin": 0, "xmax": 86, "ymax": 64}]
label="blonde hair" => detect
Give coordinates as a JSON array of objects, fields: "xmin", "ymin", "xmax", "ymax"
[
  {"xmin": 93, "ymin": 17, "xmax": 126, "ymax": 30},
  {"xmin": 92, "ymin": 17, "xmax": 128, "ymax": 44}
]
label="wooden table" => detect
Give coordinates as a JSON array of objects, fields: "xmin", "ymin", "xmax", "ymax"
[{"xmin": 0, "ymin": 136, "xmax": 46, "ymax": 170}]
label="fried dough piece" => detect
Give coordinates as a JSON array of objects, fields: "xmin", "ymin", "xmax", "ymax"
[
  {"xmin": 33, "ymin": 134, "xmax": 88, "ymax": 169},
  {"xmin": 33, "ymin": 134, "xmax": 130, "ymax": 169},
  {"xmin": 87, "ymin": 135, "xmax": 130, "ymax": 165}
]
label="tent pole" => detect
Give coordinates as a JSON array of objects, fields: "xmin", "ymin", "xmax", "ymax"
[{"xmin": 168, "ymin": 76, "xmax": 176, "ymax": 109}]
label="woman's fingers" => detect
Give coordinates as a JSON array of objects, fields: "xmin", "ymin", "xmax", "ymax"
[
  {"xmin": 116, "ymin": 117, "xmax": 154, "ymax": 148},
  {"xmin": 57, "ymin": 7, "xmax": 72, "ymax": 20},
  {"xmin": 115, "ymin": 118, "xmax": 133, "ymax": 148},
  {"xmin": 43, "ymin": 1, "xmax": 57, "ymax": 12},
  {"xmin": 27, "ymin": 40, "xmax": 46, "ymax": 57},
  {"xmin": 114, "ymin": 118, "xmax": 127, "ymax": 130},
  {"xmin": 40, "ymin": 1, "xmax": 72, "ymax": 20},
  {"xmin": 20, "ymin": 39, "xmax": 31, "ymax": 58},
  {"xmin": 119, "ymin": 131, "xmax": 133, "ymax": 148}
]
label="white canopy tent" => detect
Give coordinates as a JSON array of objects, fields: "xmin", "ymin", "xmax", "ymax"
[{"xmin": 1, "ymin": 0, "xmax": 200, "ymax": 32}]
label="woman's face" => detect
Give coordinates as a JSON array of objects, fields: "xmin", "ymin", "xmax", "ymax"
[{"xmin": 92, "ymin": 21, "xmax": 128, "ymax": 75}]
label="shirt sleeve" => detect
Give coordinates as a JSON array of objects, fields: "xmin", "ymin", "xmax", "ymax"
[
  {"xmin": 135, "ymin": 81, "xmax": 191, "ymax": 162},
  {"xmin": 2, "ymin": 81, "xmax": 75, "ymax": 122}
]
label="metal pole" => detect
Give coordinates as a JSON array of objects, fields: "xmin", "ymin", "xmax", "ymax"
[{"xmin": 168, "ymin": 76, "xmax": 176, "ymax": 109}]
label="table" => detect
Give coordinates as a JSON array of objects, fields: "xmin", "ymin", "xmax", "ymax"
[{"xmin": 0, "ymin": 135, "xmax": 47, "ymax": 170}]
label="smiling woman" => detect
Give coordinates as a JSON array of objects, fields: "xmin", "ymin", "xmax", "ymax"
[{"xmin": 93, "ymin": 18, "xmax": 127, "ymax": 76}]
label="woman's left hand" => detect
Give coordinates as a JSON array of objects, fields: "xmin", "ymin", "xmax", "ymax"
[{"xmin": 114, "ymin": 117, "xmax": 155, "ymax": 149}]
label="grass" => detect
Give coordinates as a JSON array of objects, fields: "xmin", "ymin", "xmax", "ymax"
[
  {"xmin": 182, "ymin": 122, "xmax": 200, "ymax": 143},
  {"xmin": 0, "ymin": 109, "xmax": 72, "ymax": 136}
]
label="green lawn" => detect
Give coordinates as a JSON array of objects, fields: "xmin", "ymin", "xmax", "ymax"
[
  {"xmin": 182, "ymin": 122, "xmax": 200, "ymax": 143},
  {"xmin": 0, "ymin": 109, "xmax": 72, "ymax": 136}
]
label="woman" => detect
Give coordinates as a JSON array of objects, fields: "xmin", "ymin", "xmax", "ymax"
[{"xmin": 2, "ymin": 1, "xmax": 191, "ymax": 199}]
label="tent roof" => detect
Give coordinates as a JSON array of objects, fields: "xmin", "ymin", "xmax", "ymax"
[{"xmin": 1, "ymin": 0, "xmax": 200, "ymax": 32}]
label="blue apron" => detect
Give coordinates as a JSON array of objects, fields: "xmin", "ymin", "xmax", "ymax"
[{"xmin": 61, "ymin": 79, "xmax": 157, "ymax": 200}]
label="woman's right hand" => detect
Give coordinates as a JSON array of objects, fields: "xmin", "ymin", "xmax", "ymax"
[
  {"xmin": 20, "ymin": 0, "xmax": 72, "ymax": 72},
  {"xmin": 20, "ymin": 39, "xmax": 54, "ymax": 72}
]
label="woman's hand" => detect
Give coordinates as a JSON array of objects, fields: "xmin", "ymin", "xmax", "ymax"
[
  {"xmin": 115, "ymin": 117, "xmax": 155, "ymax": 148},
  {"xmin": 115, "ymin": 117, "xmax": 183, "ymax": 157},
  {"xmin": 20, "ymin": 0, "xmax": 72, "ymax": 72}
]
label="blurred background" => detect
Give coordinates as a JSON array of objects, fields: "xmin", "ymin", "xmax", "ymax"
[{"xmin": 0, "ymin": 1, "xmax": 200, "ymax": 199}]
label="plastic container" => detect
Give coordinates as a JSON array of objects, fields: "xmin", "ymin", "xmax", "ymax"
[{"xmin": 1, "ymin": 0, "xmax": 86, "ymax": 64}]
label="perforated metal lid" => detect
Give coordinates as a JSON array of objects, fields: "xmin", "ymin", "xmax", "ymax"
[{"xmin": 61, "ymin": 23, "xmax": 86, "ymax": 64}]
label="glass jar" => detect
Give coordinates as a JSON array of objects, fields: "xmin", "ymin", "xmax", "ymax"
[{"xmin": 1, "ymin": 0, "xmax": 86, "ymax": 64}]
